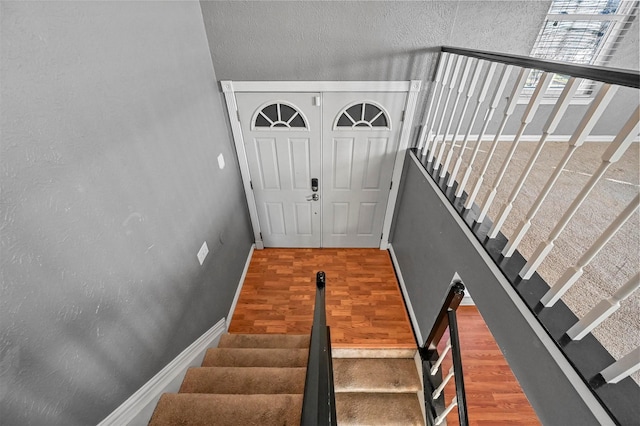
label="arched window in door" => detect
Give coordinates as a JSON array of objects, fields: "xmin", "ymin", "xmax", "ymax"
[
  {"xmin": 253, "ymin": 102, "xmax": 308, "ymax": 129},
  {"xmin": 335, "ymin": 102, "xmax": 390, "ymax": 129}
]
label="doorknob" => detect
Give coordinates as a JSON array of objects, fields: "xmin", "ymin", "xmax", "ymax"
[{"xmin": 306, "ymin": 194, "xmax": 319, "ymax": 201}]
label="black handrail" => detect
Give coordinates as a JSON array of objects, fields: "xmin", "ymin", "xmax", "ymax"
[
  {"xmin": 448, "ymin": 309, "xmax": 469, "ymax": 426},
  {"xmin": 301, "ymin": 271, "xmax": 337, "ymax": 426},
  {"xmin": 442, "ymin": 46, "xmax": 640, "ymax": 89},
  {"xmin": 422, "ymin": 281, "xmax": 465, "ymax": 352},
  {"xmin": 421, "ymin": 281, "xmax": 468, "ymax": 426}
]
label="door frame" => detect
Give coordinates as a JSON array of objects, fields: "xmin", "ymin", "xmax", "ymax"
[{"xmin": 220, "ymin": 80, "xmax": 421, "ymax": 250}]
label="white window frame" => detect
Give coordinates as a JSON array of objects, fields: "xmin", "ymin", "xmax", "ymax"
[{"xmin": 520, "ymin": 0, "xmax": 638, "ymax": 104}]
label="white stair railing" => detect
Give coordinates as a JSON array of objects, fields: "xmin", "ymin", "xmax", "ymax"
[
  {"xmin": 455, "ymin": 62, "xmax": 507, "ymax": 199},
  {"xmin": 423, "ymin": 53, "xmax": 453, "ymax": 160},
  {"xmin": 441, "ymin": 59, "xmax": 483, "ymax": 181},
  {"xmin": 541, "ymin": 194, "xmax": 640, "ymax": 306},
  {"xmin": 567, "ymin": 272, "xmax": 640, "ymax": 340},
  {"xmin": 429, "ymin": 55, "xmax": 464, "ymax": 163},
  {"xmin": 417, "ymin": 54, "xmax": 448, "ymax": 153},
  {"xmin": 488, "ymin": 76, "xmax": 582, "ymax": 239},
  {"xmin": 520, "ymin": 105, "xmax": 640, "ymax": 280},
  {"xmin": 434, "ymin": 57, "xmax": 473, "ymax": 173},
  {"xmin": 418, "ymin": 46, "xmax": 640, "ymax": 424},
  {"xmin": 464, "ymin": 65, "xmax": 524, "ymax": 210},
  {"xmin": 599, "ymin": 347, "xmax": 640, "ymax": 384},
  {"xmin": 501, "ymin": 83, "xmax": 619, "ymax": 257},
  {"xmin": 449, "ymin": 60, "xmax": 494, "ymax": 189}
]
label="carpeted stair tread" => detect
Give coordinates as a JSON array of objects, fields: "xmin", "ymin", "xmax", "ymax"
[
  {"xmin": 332, "ymin": 347, "xmax": 417, "ymax": 359},
  {"xmin": 335, "ymin": 392, "xmax": 425, "ymax": 426},
  {"xmin": 333, "ymin": 358, "xmax": 421, "ymax": 393},
  {"xmin": 148, "ymin": 393, "xmax": 302, "ymax": 426},
  {"xmin": 202, "ymin": 347, "xmax": 308, "ymax": 368},
  {"xmin": 179, "ymin": 366, "xmax": 306, "ymax": 394},
  {"xmin": 218, "ymin": 333, "xmax": 310, "ymax": 349}
]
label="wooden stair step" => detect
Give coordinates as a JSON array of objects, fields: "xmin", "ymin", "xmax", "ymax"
[
  {"xmin": 148, "ymin": 393, "xmax": 302, "ymax": 426},
  {"xmin": 179, "ymin": 366, "xmax": 306, "ymax": 394},
  {"xmin": 335, "ymin": 392, "xmax": 425, "ymax": 426},
  {"xmin": 333, "ymin": 358, "xmax": 422, "ymax": 393},
  {"xmin": 218, "ymin": 333, "xmax": 310, "ymax": 349},
  {"xmin": 202, "ymin": 347, "xmax": 308, "ymax": 368}
]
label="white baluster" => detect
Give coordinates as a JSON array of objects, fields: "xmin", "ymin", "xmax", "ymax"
[
  {"xmin": 600, "ymin": 347, "xmax": 640, "ymax": 384},
  {"xmin": 541, "ymin": 195, "xmax": 640, "ymax": 306},
  {"xmin": 477, "ymin": 71, "xmax": 551, "ymax": 223},
  {"xmin": 441, "ymin": 58, "xmax": 481, "ymax": 180},
  {"xmin": 417, "ymin": 54, "xmax": 448, "ymax": 152},
  {"xmin": 430, "ymin": 55, "xmax": 463, "ymax": 164},
  {"xmin": 454, "ymin": 62, "xmax": 503, "ymax": 198},
  {"xmin": 449, "ymin": 60, "xmax": 492, "ymax": 189},
  {"xmin": 488, "ymin": 77, "xmax": 582, "ymax": 239},
  {"xmin": 435, "ymin": 396, "xmax": 458, "ymax": 425},
  {"xmin": 465, "ymin": 66, "xmax": 527, "ymax": 211},
  {"xmin": 435, "ymin": 57, "xmax": 473, "ymax": 174},
  {"xmin": 423, "ymin": 53, "xmax": 453, "ymax": 159},
  {"xmin": 503, "ymin": 84, "xmax": 619, "ymax": 257},
  {"xmin": 432, "ymin": 366, "xmax": 455, "ymax": 399},
  {"xmin": 520, "ymin": 105, "xmax": 640, "ymax": 279},
  {"xmin": 430, "ymin": 339, "xmax": 452, "ymax": 375},
  {"xmin": 567, "ymin": 272, "xmax": 640, "ymax": 340}
]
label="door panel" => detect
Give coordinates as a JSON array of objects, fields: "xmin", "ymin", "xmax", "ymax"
[
  {"xmin": 236, "ymin": 90, "xmax": 406, "ymax": 248},
  {"xmin": 321, "ymin": 92, "xmax": 407, "ymax": 247},
  {"xmin": 236, "ymin": 93, "xmax": 321, "ymax": 247}
]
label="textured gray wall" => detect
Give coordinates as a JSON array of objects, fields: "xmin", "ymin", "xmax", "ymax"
[
  {"xmin": 391, "ymin": 154, "xmax": 602, "ymax": 424},
  {"xmin": 199, "ymin": 0, "xmax": 550, "ymax": 142},
  {"xmin": 1, "ymin": 2, "xmax": 252, "ymax": 425}
]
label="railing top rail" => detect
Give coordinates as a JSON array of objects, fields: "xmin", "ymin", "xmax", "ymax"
[{"xmin": 441, "ymin": 46, "xmax": 640, "ymax": 89}]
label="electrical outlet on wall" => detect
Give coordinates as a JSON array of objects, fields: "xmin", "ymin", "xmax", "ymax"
[
  {"xmin": 197, "ymin": 241, "xmax": 209, "ymax": 265},
  {"xmin": 217, "ymin": 153, "xmax": 225, "ymax": 170}
]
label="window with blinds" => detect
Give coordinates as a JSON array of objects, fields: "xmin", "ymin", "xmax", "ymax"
[{"xmin": 525, "ymin": 0, "xmax": 638, "ymax": 96}]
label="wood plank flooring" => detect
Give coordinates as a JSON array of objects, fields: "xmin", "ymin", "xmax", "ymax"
[
  {"xmin": 438, "ymin": 306, "xmax": 540, "ymax": 425},
  {"xmin": 229, "ymin": 248, "xmax": 539, "ymax": 424},
  {"xmin": 229, "ymin": 248, "xmax": 416, "ymax": 348}
]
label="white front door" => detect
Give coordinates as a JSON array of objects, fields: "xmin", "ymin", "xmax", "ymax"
[
  {"xmin": 321, "ymin": 92, "xmax": 406, "ymax": 247},
  {"xmin": 236, "ymin": 91, "xmax": 406, "ymax": 248},
  {"xmin": 236, "ymin": 92, "xmax": 322, "ymax": 247}
]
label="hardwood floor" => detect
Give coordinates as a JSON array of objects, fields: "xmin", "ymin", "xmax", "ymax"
[
  {"xmin": 437, "ymin": 306, "xmax": 540, "ymax": 425},
  {"xmin": 229, "ymin": 248, "xmax": 416, "ymax": 348},
  {"xmin": 229, "ymin": 248, "xmax": 539, "ymax": 424}
]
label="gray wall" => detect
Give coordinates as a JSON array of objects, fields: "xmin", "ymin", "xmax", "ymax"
[
  {"xmin": 391, "ymin": 153, "xmax": 602, "ymax": 424},
  {"xmin": 200, "ymin": 0, "xmax": 550, "ymax": 141},
  {"xmin": 0, "ymin": 2, "xmax": 252, "ymax": 425}
]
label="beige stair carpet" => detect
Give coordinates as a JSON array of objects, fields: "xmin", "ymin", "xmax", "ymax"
[
  {"xmin": 148, "ymin": 333, "xmax": 309, "ymax": 426},
  {"xmin": 333, "ymin": 350, "xmax": 425, "ymax": 426}
]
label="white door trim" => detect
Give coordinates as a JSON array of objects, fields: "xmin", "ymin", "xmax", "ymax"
[
  {"xmin": 221, "ymin": 80, "xmax": 421, "ymax": 249},
  {"xmin": 221, "ymin": 81, "xmax": 264, "ymax": 249}
]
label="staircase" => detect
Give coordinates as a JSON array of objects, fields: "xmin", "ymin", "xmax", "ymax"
[
  {"xmin": 332, "ymin": 349, "xmax": 425, "ymax": 426},
  {"xmin": 149, "ymin": 333, "xmax": 310, "ymax": 426}
]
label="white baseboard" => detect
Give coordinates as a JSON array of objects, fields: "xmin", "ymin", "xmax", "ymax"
[
  {"xmin": 227, "ymin": 243, "xmax": 255, "ymax": 330},
  {"xmin": 98, "ymin": 317, "xmax": 227, "ymax": 426},
  {"xmin": 389, "ymin": 244, "xmax": 424, "ymax": 345}
]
